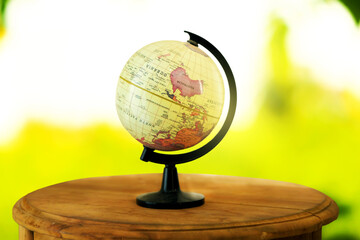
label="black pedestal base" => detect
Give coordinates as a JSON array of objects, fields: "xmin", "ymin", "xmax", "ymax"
[
  {"xmin": 136, "ymin": 164, "xmax": 205, "ymax": 209},
  {"xmin": 136, "ymin": 191, "xmax": 204, "ymax": 209}
]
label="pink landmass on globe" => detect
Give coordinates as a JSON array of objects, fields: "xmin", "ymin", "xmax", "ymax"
[{"xmin": 170, "ymin": 67, "xmax": 203, "ymax": 97}]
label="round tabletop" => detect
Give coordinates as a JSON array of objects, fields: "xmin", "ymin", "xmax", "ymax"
[{"xmin": 13, "ymin": 174, "xmax": 338, "ymax": 240}]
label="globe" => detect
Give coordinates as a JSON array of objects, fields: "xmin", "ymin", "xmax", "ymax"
[
  {"xmin": 116, "ymin": 40, "xmax": 225, "ymax": 151},
  {"xmin": 115, "ymin": 32, "xmax": 236, "ymax": 209}
]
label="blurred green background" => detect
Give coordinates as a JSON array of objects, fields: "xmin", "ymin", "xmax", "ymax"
[{"xmin": 1, "ymin": 0, "xmax": 360, "ymax": 239}]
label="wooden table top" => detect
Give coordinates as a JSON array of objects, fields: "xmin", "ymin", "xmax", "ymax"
[{"xmin": 13, "ymin": 174, "xmax": 338, "ymax": 240}]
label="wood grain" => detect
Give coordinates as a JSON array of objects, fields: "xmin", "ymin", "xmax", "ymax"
[
  {"xmin": 19, "ymin": 225, "xmax": 33, "ymax": 240},
  {"xmin": 13, "ymin": 174, "xmax": 338, "ymax": 240},
  {"xmin": 277, "ymin": 229, "xmax": 321, "ymax": 240},
  {"xmin": 34, "ymin": 232, "xmax": 63, "ymax": 240}
]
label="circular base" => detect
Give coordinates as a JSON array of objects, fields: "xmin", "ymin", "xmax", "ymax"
[{"xmin": 136, "ymin": 191, "xmax": 204, "ymax": 209}]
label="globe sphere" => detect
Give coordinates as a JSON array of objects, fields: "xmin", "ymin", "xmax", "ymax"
[{"xmin": 116, "ymin": 40, "xmax": 224, "ymax": 151}]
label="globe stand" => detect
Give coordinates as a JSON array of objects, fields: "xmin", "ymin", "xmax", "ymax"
[
  {"xmin": 136, "ymin": 31, "xmax": 237, "ymax": 209},
  {"xmin": 136, "ymin": 164, "xmax": 204, "ymax": 209}
]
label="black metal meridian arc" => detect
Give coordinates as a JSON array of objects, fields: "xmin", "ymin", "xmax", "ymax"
[{"xmin": 140, "ymin": 31, "xmax": 237, "ymax": 164}]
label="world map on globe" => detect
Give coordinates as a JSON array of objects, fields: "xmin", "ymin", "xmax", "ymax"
[{"xmin": 116, "ymin": 40, "xmax": 224, "ymax": 151}]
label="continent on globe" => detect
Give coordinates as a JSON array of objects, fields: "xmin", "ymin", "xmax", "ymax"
[
  {"xmin": 165, "ymin": 89, "xmax": 181, "ymax": 103},
  {"xmin": 170, "ymin": 67, "xmax": 203, "ymax": 97},
  {"xmin": 137, "ymin": 121, "xmax": 214, "ymax": 151}
]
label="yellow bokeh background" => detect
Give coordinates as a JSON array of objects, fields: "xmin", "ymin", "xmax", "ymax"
[{"xmin": 1, "ymin": 0, "xmax": 360, "ymax": 239}]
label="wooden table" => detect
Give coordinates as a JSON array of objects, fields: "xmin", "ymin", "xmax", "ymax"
[{"xmin": 13, "ymin": 174, "xmax": 338, "ymax": 240}]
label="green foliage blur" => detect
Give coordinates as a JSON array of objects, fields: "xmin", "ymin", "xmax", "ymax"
[
  {"xmin": 0, "ymin": 0, "xmax": 8, "ymax": 37},
  {"xmin": 1, "ymin": 1, "xmax": 360, "ymax": 240},
  {"xmin": 339, "ymin": 0, "xmax": 360, "ymax": 23}
]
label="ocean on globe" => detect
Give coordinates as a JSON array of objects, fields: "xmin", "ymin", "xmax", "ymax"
[{"xmin": 116, "ymin": 40, "xmax": 224, "ymax": 151}]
